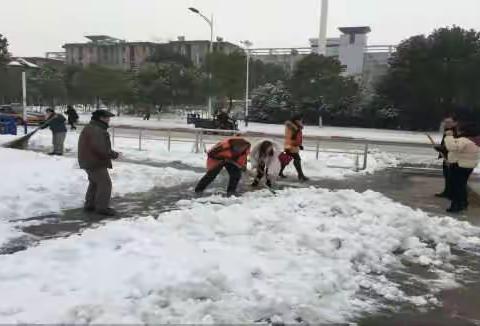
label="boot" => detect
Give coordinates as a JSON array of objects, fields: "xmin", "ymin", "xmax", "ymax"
[
  {"xmin": 83, "ymin": 205, "xmax": 95, "ymax": 212},
  {"xmin": 435, "ymin": 192, "xmax": 448, "ymax": 198},
  {"xmin": 279, "ymin": 166, "xmax": 287, "ymax": 179},
  {"xmin": 95, "ymin": 208, "xmax": 117, "ymax": 216},
  {"xmin": 446, "ymin": 204, "xmax": 463, "ymax": 214},
  {"xmin": 294, "ymin": 159, "xmax": 309, "ymax": 182},
  {"xmin": 251, "ymin": 179, "xmax": 260, "ymax": 187},
  {"xmin": 299, "ymin": 175, "xmax": 310, "ymax": 182}
]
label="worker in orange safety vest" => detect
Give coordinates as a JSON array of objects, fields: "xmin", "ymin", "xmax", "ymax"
[
  {"xmin": 279, "ymin": 114, "xmax": 309, "ymax": 181},
  {"xmin": 195, "ymin": 137, "xmax": 251, "ymax": 196}
]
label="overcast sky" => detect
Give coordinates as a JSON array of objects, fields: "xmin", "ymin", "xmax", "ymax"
[{"xmin": 2, "ymin": 0, "xmax": 480, "ymax": 56}]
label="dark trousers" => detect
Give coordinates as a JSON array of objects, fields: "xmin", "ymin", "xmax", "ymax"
[
  {"xmin": 195, "ymin": 162, "xmax": 242, "ymax": 194},
  {"xmin": 442, "ymin": 162, "xmax": 452, "ymax": 197},
  {"xmin": 254, "ymin": 162, "xmax": 271, "ymax": 185},
  {"xmin": 68, "ymin": 120, "xmax": 77, "ymax": 130},
  {"xmin": 143, "ymin": 113, "xmax": 151, "ymax": 120},
  {"xmin": 279, "ymin": 152, "xmax": 305, "ymax": 178},
  {"xmin": 255, "ymin": 162, "xmax": 268, "ymax": 181},
  {"xmin": 52, "ymin": 132, "xmax": 66, "ymax": 154},
  {"xmin": 450, "ymin": 164, "xmax": 473, "ymax": 208},
  {"xmin": 85, "ymin": 168, "xmax": 112, "ymax": 210}
]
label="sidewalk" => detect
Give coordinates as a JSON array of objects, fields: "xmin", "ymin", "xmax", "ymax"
[{"xmin": 469, "ymin": 174, "xmax": 480, "ymax": 204}]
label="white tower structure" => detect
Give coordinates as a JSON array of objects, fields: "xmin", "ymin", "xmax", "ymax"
[{"xmin": 317, "ymin": 0, "xmax": 329, "ymax": 55}]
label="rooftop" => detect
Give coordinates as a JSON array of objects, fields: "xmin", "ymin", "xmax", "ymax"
[{"xmin": 338, "ymin": 26, "xmax": 371, "ymax": 35}]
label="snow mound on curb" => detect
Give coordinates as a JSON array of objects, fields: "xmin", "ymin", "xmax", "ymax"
[{"xmin": 0, "ymin": 188, "xmax": 479, "ymax": 324}]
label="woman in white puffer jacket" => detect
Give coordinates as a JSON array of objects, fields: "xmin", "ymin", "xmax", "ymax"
[
  {"xmin": 250, "ymin": 140, "xmax": 282, "ymax": 188},
  {"xmin": 444, "ymin": 122, "xmax": 480, "ymax": 213}
]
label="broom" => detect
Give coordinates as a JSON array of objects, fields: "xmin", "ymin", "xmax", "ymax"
[{"xmin": 2, "ymin": 118, "xmax": 52, "ymax": 150}]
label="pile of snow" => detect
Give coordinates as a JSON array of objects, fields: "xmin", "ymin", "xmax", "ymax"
[
  {"xmin": 0, "ymin": 188, "xmax": 478, "ymax": 324},
  {"xmin": 287, "ymin": 149, "xmax": 398, "ymax": 179},
  {"xmin": 0, "ymin": 148, "xmax": 200, "ymax": 244}
]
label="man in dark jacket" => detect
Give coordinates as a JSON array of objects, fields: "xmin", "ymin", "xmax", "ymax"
[
  {"xmin": 434, "ymin": 116, "xmax": 458, "ymax": 198},
  {"xmin": 65, "ymin": 105, "xmax": 79, "ymax": 130},
  {"xmin": 78, "ymin": 110, "xmax": 119, "ymax": 216},
  {"xmin": 41, "ymin": 108, "xmax": 67, "ymax": 155}
]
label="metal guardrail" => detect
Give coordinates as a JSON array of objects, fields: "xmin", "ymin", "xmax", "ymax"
[
  {"xmin": 69, "ymin": 122, "xmax": 437, "ymax": 172},
  {"xmin": 103, "ymin": 124, "xmax": 439, "ymax": 172}
]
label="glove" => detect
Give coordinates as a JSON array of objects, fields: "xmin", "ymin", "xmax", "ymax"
[
  {"xmin": 111, "ymin": 151, "xmax": 120, "ymax": 159},
  {"xmin": 299, "ymin": 145, "xmax": 304, "ymax": 150}
]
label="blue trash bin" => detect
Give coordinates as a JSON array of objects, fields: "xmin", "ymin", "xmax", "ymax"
[{"xmin": 0, "ymin": 115, "xmax": 18, "ymax": 135}]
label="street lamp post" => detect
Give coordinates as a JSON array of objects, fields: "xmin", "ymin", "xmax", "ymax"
[
  {"xmin": 7, "ymin": 58, "xmax": 39, "ymax": 134},
  {"xmin": 22, "ymin": 71, "xmax": 27, "ymax": 134},
  {"xmin": 241, "ymin": 40, "xmax": 253, "ymax": 127},
  {"xmin": 188, "ymin": 7, "xmax": 214, "ymax": 118}
]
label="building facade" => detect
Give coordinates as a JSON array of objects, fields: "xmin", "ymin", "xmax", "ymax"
[
  {"xmin": 165, "ymin": 37, "xmax": 241, "ymax": 67},
  {"xmin": 63, "ymin": 36, "xmax": 158, "ymax": 71},
  {"xmin": 63, "ymin": 35, "xmax": 242, "ymax": 70},
  {"xmin": 251, "ymin": 26, "xmax": 395, "ymax": 89}
]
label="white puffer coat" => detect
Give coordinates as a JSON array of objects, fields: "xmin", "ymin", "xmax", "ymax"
[{"xmin": 250, "ymin": 140, "xmax": 282, "ymax": 177}]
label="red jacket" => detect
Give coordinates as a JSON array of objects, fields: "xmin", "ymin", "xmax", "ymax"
[{"xmin": 206, "ymin": 137, "xmax": 251, "ymax": 171}]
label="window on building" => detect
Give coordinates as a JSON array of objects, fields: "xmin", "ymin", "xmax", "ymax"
[{"xmin": 349, "ymin": 34, "xmax": 356, "ymax": 44}]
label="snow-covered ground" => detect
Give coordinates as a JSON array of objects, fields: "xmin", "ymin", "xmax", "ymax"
[
  {"xmin": 77, "ymin": 114, "xmax": 441, "ymax": 144},
  {"xmin": 0, "ymin": 148, "xmax": 200, "ymax": 245},
  {"xmin": 3, "ymin": 128, "xmax": 400, "ymax": 180},
  {"xmin": 0, "ymin": 188, "xmax": 479, "ymax": 324}
]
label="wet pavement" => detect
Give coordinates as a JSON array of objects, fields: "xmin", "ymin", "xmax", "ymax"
[{"xmin": 2, "ymin": 161, "xmax": 480, "ymax": 325}]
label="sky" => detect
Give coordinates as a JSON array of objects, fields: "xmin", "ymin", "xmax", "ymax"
[{"xmin": 2, "ymin": 0, "xmax": 480, "ymax": 57}]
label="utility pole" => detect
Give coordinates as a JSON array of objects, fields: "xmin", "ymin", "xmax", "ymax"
[{"xmin": 241, "ymin": 40, "xmax": 252, "ymax": 127}]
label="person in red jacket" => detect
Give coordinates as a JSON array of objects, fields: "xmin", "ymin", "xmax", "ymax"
[{"xmin": 195, "ymin": 137, "xmax": 251, "ymax": 196}]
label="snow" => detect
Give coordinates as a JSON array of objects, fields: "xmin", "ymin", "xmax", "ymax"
[
  {"xmin": 0, "ymin": 134, "xmax": 20, "ymax": 146},
  {"xmin": 6, "ymin": 128, "xmax": 399, "ymax": 180},
  {"xmin": 76, "ymin": 114, "xmax": 440, "ymax": 144},
  {"xmin": 0, "ymin": 188, "xmax": 479, "ymax": 324},
  {"xmin": 0, "ymin": 148, "xmax": 200, "ymax": 245}
]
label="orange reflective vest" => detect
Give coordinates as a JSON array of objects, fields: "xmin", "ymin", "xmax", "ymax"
[
  {"xmin": 284, "ymin": 121, "xmax": 303, "ymax": 153},
  {"xmin": 206, "ymin": 137, "xmax": 251, "ymax": 171}
]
